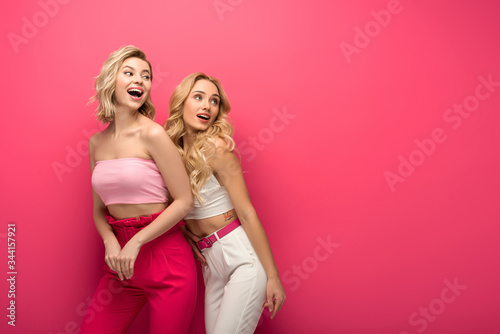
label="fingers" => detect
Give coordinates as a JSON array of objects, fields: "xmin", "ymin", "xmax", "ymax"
[
  {"xmin": 108, "ymin": 253, "xmax": 134, "ymax": 281},
  {"xmin": 181, "ymin": 227, "xmax": 207, "ymax": 264},
  {"xmin": 271, "ymin": 296, "xmax": 285, "ymax": 319},
  {"xmin": 105, "ymin": 254, "xmax": 124, "ymax": 280},
  {"xmin": 187, "ymin": 238, "xmax": 207, "ymax": 264},
  {"xmin": 130, "ymin": 258, "xmax": 135, "ymax": 278},
  {"xmin": 193, "ymin": 247, "xmax": 207, "ymax": 264},
  {"xmin": 119, "ymin": 255, "xmax": 135, "ymax": 280},
  {"xmin": 119, "ymin": 257, "xmax": 125, "ymax": 280},
  {"xmin": 271, "ymin": 302, "xmax": 278, "ymax": 319},
  {"xmin": 264, "ymin": 288, "xmax": 286, "ymax": 319},
  {"xmin": 119, "ymin": 257, "xmax": 129, "ymax": 280},
  {"xmin": 105, "ymin": 254, "xmax": 115, "ymax": 271},
  {"xmin": 184, "ymin": 228, "xmax": 200, "ymax": 243},
  {"xmin": 119, "ymin": 256, "xmax": 127, "ymax": 281},
  {"xmin": 266, "ymin": 291, "xmax": 274, "ymax": 314},
  {"xmin": 124, "ymin": 258, "xmax": 135, "ymax": 279}
]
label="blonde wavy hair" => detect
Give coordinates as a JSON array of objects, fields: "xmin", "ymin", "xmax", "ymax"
[
  {"xmin": 90, "ymin": 45, "xmax": 156, "ymax": 123},
  {"xmin": 164, "ymin": 72, "xmax": 235, "ymax": 203}
]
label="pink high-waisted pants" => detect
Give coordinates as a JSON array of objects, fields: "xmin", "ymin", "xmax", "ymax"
[{"xmin": 80, "ymin": 212, "xmax": 197, "ymax": 334}]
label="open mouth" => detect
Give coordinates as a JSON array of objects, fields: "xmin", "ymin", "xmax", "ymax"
[
  {"xmin": 197, "ymin": 114, "xmax": 210, "ymax": 121},
  {"xmin": 127, "ymin": 88, "xmax": 144, "ymax": 98}
]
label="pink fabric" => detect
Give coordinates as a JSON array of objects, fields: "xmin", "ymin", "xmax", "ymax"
[
  {"xmin": 79, "ymin": 212, "xmax": 197, "ymax": 334},
  {"xmin": 91, "ymin": 158, "xmax": 168, "ymax": 206}
]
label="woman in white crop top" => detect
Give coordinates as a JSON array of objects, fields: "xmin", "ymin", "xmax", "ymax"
[
  {"xmin": 80, "ymin": 46, "xmax": 197, "ymax": 334},
  {"xmin": 165, "ymin": 73, "xmax": 286, "ymax": 333}
]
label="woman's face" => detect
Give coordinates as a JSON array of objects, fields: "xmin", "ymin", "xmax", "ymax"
[
  {"xmin": 182, "ymin": 79, "xmax": 221, "ymax": 134},
  {"xmin": 114, "ymin": 57, "xmax": 152, "ymax": 111}
]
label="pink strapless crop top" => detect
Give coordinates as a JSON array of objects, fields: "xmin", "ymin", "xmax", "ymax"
[{"xmin": 91, "ymin": 158, "xmax": 168, "ymax": 206}]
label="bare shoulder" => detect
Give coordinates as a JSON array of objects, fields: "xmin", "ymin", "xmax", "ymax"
[
  {"xmin": 213, "ymin": 136, "xmax": 231, "ymax": 150},
  {"xmin": 89, "ymin": 131, "xmax": 104, "ymax": 149},
  {"xmin": 141, "ymin": 120, "xmax": 176, "ymax": 156},
  {"xmin": 210, "ymin": 137, "xmax": 239, "ymax": 170},
  {"xmin": 142, "ymin": 119, "xmax": 170, "ymax": 141},
  {"xmin": 88, "ymin": 131, "xmax": 105, "ymax": 166}
]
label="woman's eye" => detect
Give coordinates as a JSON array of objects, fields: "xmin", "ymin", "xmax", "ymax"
[
  {"xmin": 211, "ymin": 99, "xmax": 219, "ymax": 105},
  {"xmin": 124, "ymin": 71, "xmax": 132, "ymax": 76},
  {"xmin": 195, "ymin": 95, "xmax": 202, "ymax": 100},
  {"xmin": 143, "ymin": 75, "xmax": 150, "ymax": 80}
]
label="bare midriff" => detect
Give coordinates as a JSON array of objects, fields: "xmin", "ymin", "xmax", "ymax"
[
  {"xmin": 107, "ymin": 203, "xmax": 168, "ymax": 220},
  {"xmin": 185, "ymin": 208, "xmax": 238, "ymax": 237}
]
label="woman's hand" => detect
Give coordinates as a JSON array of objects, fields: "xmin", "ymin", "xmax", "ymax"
[
  {"xmin": 117, "ymin": 240, "xmax": 142, "ymax": 280},
  {"xmin": 104, "ymin": 238, "xmax": 123, "ymax": 279},
  {"xmin": 181, "ymin": 225, "xmax": 206, "ymax": 264},
  {"xmin": 263, "ymin": 276, "xmax": 286, "ymax": 319}
]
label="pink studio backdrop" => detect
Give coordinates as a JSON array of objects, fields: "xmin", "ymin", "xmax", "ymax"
[{"xmin": 1, "ymin": 0, "xmax": 500, "ymax": 333}]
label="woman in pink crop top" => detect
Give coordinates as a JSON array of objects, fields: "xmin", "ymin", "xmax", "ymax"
[
  {"xmin": 164, "ymin": 73, "xmax": 286, "ymax": 333},
  {"xmin": 80, "ymin": 46, "xmax": 197, "ymax": 334}
]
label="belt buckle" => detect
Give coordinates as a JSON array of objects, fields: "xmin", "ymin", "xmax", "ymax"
[{"xmin": 197, "ymin": 237, "xmax": 213, "ymax": 250}]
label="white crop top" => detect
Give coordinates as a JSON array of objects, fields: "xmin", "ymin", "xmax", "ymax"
[{"xmin": 184, "ymin": 174, "xmax": 234, "ymax": 220}]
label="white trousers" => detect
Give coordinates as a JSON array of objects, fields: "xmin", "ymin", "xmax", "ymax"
[{"xmin": 202, "ymin": 225, "xmax": 267, "ymax": 334}]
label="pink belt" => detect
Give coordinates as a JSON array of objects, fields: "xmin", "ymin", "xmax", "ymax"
[{"xmin": 196, "ymin": 219, "xmax": 241, "ymax": 251}]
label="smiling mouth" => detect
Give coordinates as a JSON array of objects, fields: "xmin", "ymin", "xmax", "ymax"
[
  {"xmin": 127, "ymin": 88, "xmax": 144, "ymax": 98},
  {"xmin": 197, "ymin": 115, "xmax": 209, "ymax": 120}
]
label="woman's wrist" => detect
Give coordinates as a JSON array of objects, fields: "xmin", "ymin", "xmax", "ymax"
[
  {"xmin": 266, "ymin": 271, "xmax": 281, "ymax": 281},
  {"xmin": 102, "ymin": 235, "xmax": 117, "ymax": 246},
  {"xmin": 129, "ymin": 234, "xmax": 145, "ymax": 247}
]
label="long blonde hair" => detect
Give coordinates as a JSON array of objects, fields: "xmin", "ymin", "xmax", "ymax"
[
  {"xmin": 90, "ymin": 45, "xmax": 156, "ymax": 123},
  {"xmin": 164, "ymin": 73, "xmax": 235, "ymax": 203}
]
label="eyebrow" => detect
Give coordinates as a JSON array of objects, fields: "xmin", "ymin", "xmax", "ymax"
[
  {"xmin": 122, "ymin": 65, "xmax": 151, "ymax": 74},
  {"xmin": 193, "ymin": 90, "xmax": 220, "ymax": 98}
]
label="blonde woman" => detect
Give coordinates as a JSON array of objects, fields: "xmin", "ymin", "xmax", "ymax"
[
  {"xmin": 164, "ymin": 73, "xmax": 286, "ymax": 334},
  {"xmin": 80, "ymin": 46, "xmax": 196, "ymax": 334}
]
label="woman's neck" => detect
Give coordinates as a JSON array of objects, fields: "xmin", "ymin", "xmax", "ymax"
[
  {"xmin": 110, "ymin": 107, "xmax": 140, "ymax": 136},
  {"xmin": 183, "ymin": 130, "xmax": 197, "ymax": 151}
]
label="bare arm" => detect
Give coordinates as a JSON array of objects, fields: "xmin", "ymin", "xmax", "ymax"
[
  {"xmin": 89, "ymin": 134, "xmax": 124, "ymax": 279},
  {"xmin": 210, "ymin": 139, "xmax": 286, "ymax": 318},
  {"xmin": 117, "ymin": 124, "xmax": 194, "ymax": 278}
]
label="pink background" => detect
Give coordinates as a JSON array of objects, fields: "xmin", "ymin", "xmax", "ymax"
[{"xmin": 1, "ymin": 0, "xmax": 500, "ymax": 333}]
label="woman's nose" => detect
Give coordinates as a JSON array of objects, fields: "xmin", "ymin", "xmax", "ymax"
[
  {"xmin": 133, "ymin": 74, "xmax": 143, "ymax": 84},
  {"xmin": 202, "ymin": 99, "xmax": 210, "ymax": 110}
]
